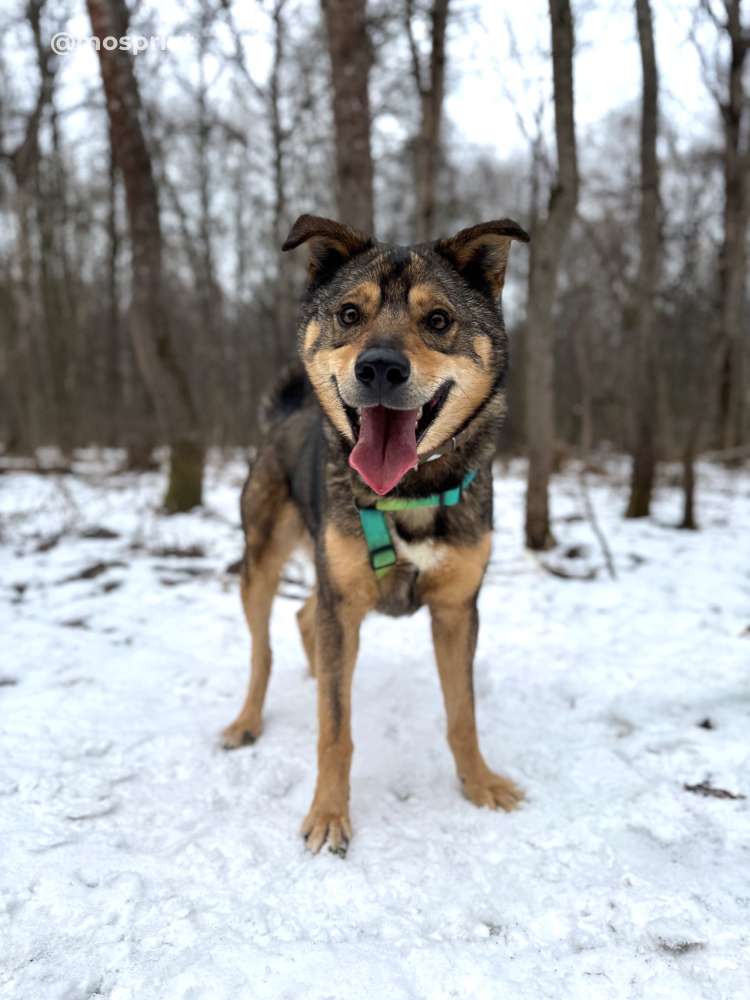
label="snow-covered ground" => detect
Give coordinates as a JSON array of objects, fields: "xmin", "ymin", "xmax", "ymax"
[{"xmin": 1, "ymin": 452, "xmax": 749, "ymax": 1000}]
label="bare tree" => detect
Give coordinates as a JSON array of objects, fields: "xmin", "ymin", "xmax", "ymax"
[
  {"xmin": 104, "ymin": 131, "xmax": 122, "ymax": 448},
  {"xmin": 405, "ymin": 0, "xmax": 450, "ymax": 241},
  {"xmin": 320, "ymin": 0, "xmax": 375, "ymax": 232},
  {"xmin": 696, "ymin": 0, "xmax": 750, "ymax": 449},
  {"xmin": 269, "ymin": 0, "xmax": 296, "ymax": 362},
  {"xmin": 524, "ymin": 0, "xmax": 580, "ymax": 550},
  {"xmin": 716, "ymin": 0, "xmax": 750, "ymax": 449},
  {"xmin": 87, "ymin": 0, "xmax": 204, "ymax": 511},
  {"xmin": 625, "ymin": 0, "xmax": 661, "ymax": 518},
  {"xmin": 223, "ymin": 0, "xmax": 302, "ymax": 365},
  {"xmin": 3, "ymin": 0, "xmax": 59, "ymax": 453}
]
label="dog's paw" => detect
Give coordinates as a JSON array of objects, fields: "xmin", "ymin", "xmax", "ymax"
[
  {"xmin": 301, "ymin": 805, "xmax": 352, "ymax": 856},
  {"xmin": 462, "ymin": 770, "xmax": 524, "ymax": 811},
  {"xmin": 221, "ymin": 717, "xmax": 262, "ymax": 750}
]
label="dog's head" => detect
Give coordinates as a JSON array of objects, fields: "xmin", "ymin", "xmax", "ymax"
[{"xmin": 283, "ymin": 214, "xmax": 529, "ymax": 495}]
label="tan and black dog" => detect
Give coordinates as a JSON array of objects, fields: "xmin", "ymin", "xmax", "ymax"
[{"xmin": 223, "ymin": 214, "xmax": 529, "ymax": 854}]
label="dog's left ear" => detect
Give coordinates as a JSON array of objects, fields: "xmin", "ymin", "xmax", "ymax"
[
  {"xmin": 435, "ymin": 219, "xmax": 530, "ymax": 300},
  {"xmin": 282, "ymin": 214, "xmax": 373, "ymax": 286}
]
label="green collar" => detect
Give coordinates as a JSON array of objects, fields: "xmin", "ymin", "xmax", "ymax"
[{"xmin": 357, "ymin": 469, "xmax": 478, "ymax": 577}]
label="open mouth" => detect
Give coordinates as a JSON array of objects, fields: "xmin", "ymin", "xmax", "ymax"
[
  {"xmin": 415, "ymin": 380, "xmax": 452, "ymax": 443},
  {"xmin": 340, "ymin": 380, "xmax": 451, "ymax": 446},
  {"xmin": 338, "ymin": 380, "xmax": 453, "ymax": 495}
]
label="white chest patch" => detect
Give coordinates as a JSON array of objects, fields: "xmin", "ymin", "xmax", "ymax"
[{"xmin": 393, "ymin": 534, "xmax": 444, "ymax": 573}]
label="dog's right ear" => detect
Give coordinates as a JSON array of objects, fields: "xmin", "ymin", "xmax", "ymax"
[{"xmin": 282, "ymin": 214, "xmax": 372, "ymax": 286}]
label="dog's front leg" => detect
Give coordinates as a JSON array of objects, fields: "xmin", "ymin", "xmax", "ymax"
[
  {"xmin": 425, "ymin": 534, "xmax": 524, "ymax": 811},
  {"xmin": 301, "ymin": 527, "xmax": 375, "ymax": 855},
  {"xmin": 301, "ymin": 591, "xmax": 363, "ymax": 854}
]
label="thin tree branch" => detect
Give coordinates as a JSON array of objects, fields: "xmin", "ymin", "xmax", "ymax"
[
  {"xmin": 579, "ymin": 467, "xmax": 617, "ymax": 579},
  {"xmin": 404, "ymin": 0, "xmax": 426, "ymax": 97}
]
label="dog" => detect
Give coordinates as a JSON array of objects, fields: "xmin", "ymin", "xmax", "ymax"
[{"xmin": 222, "ymin": 214, "xmax": 530, "ymax": 854}]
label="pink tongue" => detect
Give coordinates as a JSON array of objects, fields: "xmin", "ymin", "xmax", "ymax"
[{"xmin": 349, "ymin": 405, "xmax": 420, "ymax": 495}]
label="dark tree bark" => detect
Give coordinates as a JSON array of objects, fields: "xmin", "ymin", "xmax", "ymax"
[
  {"xmin": 713, "ymin": 0, "xmax": 749, "ymax": 450},
  {"xmin": 87, "ymin": 0, "xmax": 204, "ymax": 511},
  {"xmin": 191, "ymin": 1, "xmax": 226, "ymax": 444},
  {"xmin": 7, "ymin": 0, "xmax": 58, "ymax": 452},
  {"xmin": 524, "ymin": 0, "xmax": 579, "ymax": 550},
  {"xmin": 270, "ymin": 0, "xmax": 296, "ymax": 363},
  {"xmin": 405, "ymin": 0, "xmax": 450, "ymax": 241},
  {"xmin": 320, "ymin": 0, "xmax": 375, "ymax": 233},
  {"xmin": 10, "ymin": 1, "xmax": 56, "ymax": 189},
  {"xmin": 105, "ymin": 133, "xmax": 121, "ymax": 447},
  {"xmin": 679, "ymin": 427, "xmax": 699, "ymax": 529},
  {"xmin": 625, "ymin": 0, "xmax": 661, "ymax": 518}
]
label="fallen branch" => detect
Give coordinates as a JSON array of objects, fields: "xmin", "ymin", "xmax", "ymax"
[
  {"xmin": 536, "ymin": 559, "xmax": 597, "ymax": 581},
  {"xmin": 58, "ymin": 561, "xmax": 125, "ymax": 584},
  {"xmin": 684, "ymin": 780, "xmax": 745, "ymax": 801}
]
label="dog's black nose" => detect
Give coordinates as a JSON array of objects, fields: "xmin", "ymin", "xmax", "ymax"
[{"xmin": 355, "ymin": 348, "xmax": 410, "ymax": 390}]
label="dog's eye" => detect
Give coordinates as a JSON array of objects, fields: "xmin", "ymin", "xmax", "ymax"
[
  {"xmin": 338, "ymin": 303, "xmax": 361, "ymax": 327},
  {"xmin": 426, "ymin": 309, "xmax": 451, "ymax": 332}
]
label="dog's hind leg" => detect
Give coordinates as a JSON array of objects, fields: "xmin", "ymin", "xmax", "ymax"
[
  {"xmin": 296, "ymin": 590, "xmax": 317, "ymax": 676},
  {"xmin": 222, "ymin": 455, "xmax": 303, "ymax": 749}
]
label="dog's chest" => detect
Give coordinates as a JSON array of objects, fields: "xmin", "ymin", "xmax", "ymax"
[
  {"xmin": 372, "ymin": 509, "xmax": 443, "ymax": 618},
  {"xmin": 391, "ymin": 506, "xmax": 443, "ymax": 571},
  {"xmin": 392, "ymin": 534, "xmax": 442, "ymax": 572}
]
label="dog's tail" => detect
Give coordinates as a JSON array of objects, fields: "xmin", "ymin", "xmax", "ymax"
[{"xmin": 259, "ymin": 362, "xmax": 313, "ymax": 433}]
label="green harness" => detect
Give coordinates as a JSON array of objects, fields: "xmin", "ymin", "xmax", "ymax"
[{"xmin": 357, "ymin": 469, "xmax": 478, "ymax": 577}]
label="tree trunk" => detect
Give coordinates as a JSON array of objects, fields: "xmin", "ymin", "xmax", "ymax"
[
  {"xmin": 716, "ymin": 0, "xmax": 749, "ymax": 450},
  {"xmin": 9, "ymin": 0, "xmax": 58, "ymax": 452},
  {"xmin": 625, "ymin": 0, "xmax": 661, "ymax": 518},
  {"xmin": 679, "ymin": 427, "xmax": 698, "ymax": 530},
  {"xmin": 195, "ymin": 4, "xmax": 226, "ymax": 445},
  {"xmin": 106, "ymin": 133, "xmax": 122, "ymax": 448},
  {"xmin": 406, "ymin": 0, "xmax": 450, "ymax": 241},
  {"xmin": 524, "ymin": 0, "xmax": 579, "ymax": 550},
  {"xmin": 164, "ymin": 439, "xmax": 205, "ymax": 512},
  {"xmin": 270, "ymin": 0, "xmax": 296, "ymax": 364},
  {"xmin": 320, "ymin": 0, "xmax": 375, "ymax": 233},
  {"xmin": 87, "ymin": 0, "xmax": 204, "ymax": 511}
]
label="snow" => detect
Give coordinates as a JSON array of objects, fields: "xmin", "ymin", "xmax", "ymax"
[{"xmin": 1, "ymin": 452, "xmax": 749, "ymax": 1000}]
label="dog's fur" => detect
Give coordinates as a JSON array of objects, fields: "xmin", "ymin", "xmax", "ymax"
[{"xmin": 223, "ymin": 214, "xmax": 529, "ymax": 853}]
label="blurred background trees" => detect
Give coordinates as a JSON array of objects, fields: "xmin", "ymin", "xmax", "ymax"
[{"xmin": 0, "ymin": 0, "xmax": 748, "ymax": 529}]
